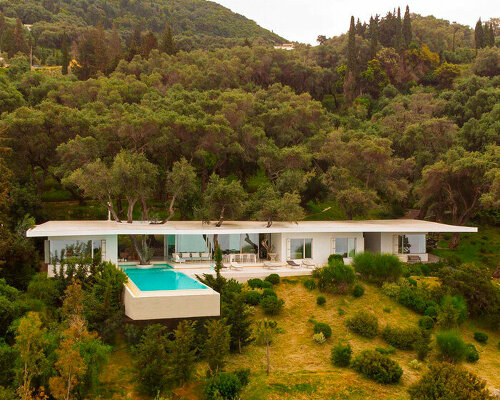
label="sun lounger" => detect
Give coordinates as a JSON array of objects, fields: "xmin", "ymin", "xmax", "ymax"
[
  {"xmin": 286, "ymin": 260, "xmax": 301, "ymax": 269},
  {"xmin": 181, "ymin": 252, "xmax": 191, "ymax": 261},
  {"xmin": 230, "ymin": 261, "xmax": 244, "ymax": 271},
  {"xmin": 200, "ymin": 252, "xmax": 211, "ymax": 261},
  {"xmin": 264, "ymin": 261, "xmax": 281, "ymax": 270},
  {"xmin": 301, "ymin": 258, "xmax": 317, "ymax": 269}
]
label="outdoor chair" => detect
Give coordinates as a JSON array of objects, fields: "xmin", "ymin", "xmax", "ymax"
[
  {"xmin": 301, "ymin": 258, "xmax": 317, "ymax": 269},
  {"xmin": 230, "ymin": 261, "xmax": 244, "ymax": 271},
  {"xmin": 181, "ymin": 252, "xmax": 191, "ymax": 261},
  {"xmin": 172, "ymin": 253, "xmax": 186, "ymax": 263},
  {"xmin": 264, "ymin": 261, "xmax": 281, "ymax": 270},
  {"xmin": 286, "ymin": 260, "xmax": 301, "ymax": 269}
]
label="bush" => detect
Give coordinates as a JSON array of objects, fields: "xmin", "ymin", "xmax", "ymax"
[
  {"xmin": 303, "ymin": 279, "xmax": 316, "ymax": 290},
  {"xmin": 382, "ymin": 326, "xmax": 420, "ymax": 350},
  {"xmin": 204, "ymin": 372, "xmax": 242, "ymax": 400},
  {"xmin": 465, "ymin": 343, "xmax": 479, "ymax": 363},
  {"xmin": 375, "ymin": 346, "xmax": 396, "ymax": 355},
  {"xmin": 353, "ymin": 252, "xmax": 403, "ymax": 285},
  {"xmin": 346, "ymin": 311, "xmax": 378, "ymax": 338},
  {"xmin": 409, "ymin": 363, "xmax": 492, "ymax": 400},
  {"xmin": 473, "ymin": 331, "xmax": 488, "ymax": 344},
  {"xmin": 313, "ymin": 322, "xmax": 332, "ymax": 339},
  {"xmin": 260, "ymin": 296, "xmax": 284, "ymax": 315},
  {"xmin": 352, "ymin": 284, "xmax": 365, "ymax": 298},
  {"xmin": 261, "ymin": 281, "xmax": 273, "ymax": 289},
  {"xmin": 436, "ymin": 331, "xmax": 466, "ymax": 363},
  {"xmin": 331, "ymin": 343, "xmax": 352, "ymax": 367},
  {"xmin": 264, "ymin": 274, "xmax": 280, "ymax": 285},
  {"xmin": 437, "ymin": 295, "xmax": 468, "ymax": 329},
  {"xmin": 234, "ymin": 368, "xmax": 250, "ymax": 387},
  {"xmin": 424, "ymin": 305, "xmax": 439, "ymax": 318},
  {"xmin": 316, "ymin": 260, "xmax": 355, "ymax": 294},
  {"xmin": 247, "ymin": 278, "xmax": 264, "ymax": 289},
  {"xmin": 414, "ymin": 335, "xmax": 432, "ymax": 361},
  {"xmin": 409, "ymin": 359, "xmax": 422, "ymax": 370},
  {"xmin": 243, "ymin": 290, "xmax": 262, "ymax": 306},
  {"xmin": 316, "ymin": 295, "xmax": 326, "ymax": 306},
  {"xmin": 262, "ymin": 288, "xmax": 277, "ymax": 298},
  {"xmin": 313, "ymin": 332, "xmax": 326, "ymax": 344},
  {"xmin": 328, "ymin": 254, "xmax": 344, "ymax": 263},
  {"xmin": 418, "ymin": 316, "xmax": 435, "ymax": 331},
  {"xmin": 351, "ymin": 350, "xmax": 403, "ymax": 384},
  {"xmin": 383, "ymin": 307, "xmax": 391, "ymax": 313}
]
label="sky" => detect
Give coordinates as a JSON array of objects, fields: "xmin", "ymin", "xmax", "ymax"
[{"xmin": 212, "ymin": 0, "xmax": 498, "ymax": 45}]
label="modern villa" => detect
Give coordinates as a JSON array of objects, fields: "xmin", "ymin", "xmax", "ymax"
[{"xmin": 27, "ymin": 219, "xmax": 477, "ymax": 321}]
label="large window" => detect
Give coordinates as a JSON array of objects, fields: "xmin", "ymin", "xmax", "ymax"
[
  {"xmin": 335, "ymin": 237, "xmax": 357, "ymax": 258},
  {"xmin": 398, "ymin": 234, "xmax": 426, "ymax": 254},
  {"xmin": 290, "ymin": 238, "xmax": 312, "ymax": 259},
  {"xmin": 177, "ymin": 235, "xmax": 209, "ymax": 253},
  {"xmin": 49, "ymin": 240, "xmax": 92, "ymax": 263}
]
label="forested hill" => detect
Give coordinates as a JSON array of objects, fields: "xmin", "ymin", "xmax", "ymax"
[{"xmin": 0, "ymin": 0, "xmax": 285, "ymax": 51}]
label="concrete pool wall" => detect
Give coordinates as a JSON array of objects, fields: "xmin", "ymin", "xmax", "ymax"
[{"xmin": 123, "ymin": 279, "xmax": 220, "ymax": 320}]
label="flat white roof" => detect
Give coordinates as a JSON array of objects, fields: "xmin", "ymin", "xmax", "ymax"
[{"xmin": 26, "ymin": 219, "xmax": 477, "ymax": 237}]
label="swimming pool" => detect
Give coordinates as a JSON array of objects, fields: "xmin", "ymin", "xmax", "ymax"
[{"xmin": 123, "ymin": 267, "xmax": 208, "ymax": 291}]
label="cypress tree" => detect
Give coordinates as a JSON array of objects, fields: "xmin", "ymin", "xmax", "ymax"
[
  {"xmin": 13, "ymin": 18, "xmax": 28, "ymax": 55},
  {"xmin": 369, "ymin": 15, "xmax": 379, "ymax": 58},
  {"xmin": 402, "ymin": 5, "xmax": 412, "ymax": 47},
  {"xmin": 474, "ymin": 19, "xmax": 484, "ymax": 50},
  {"xmin": 487, "ymin": 23, "xmax": 495, "ymax": 46},
  {"xmin": 61, "ymin": 34, "xmax": 69, "ymax": 75},
  {"xmin": 347, "ymin": 16, "xmax": 356, "ymax": 73},
  {"xmin": 394, "ymin": 7, "xmax": 404, "ymax": 51},
  {"xmin": 159, "ymin": 24, "xmax": 176, "ymax": 55}
]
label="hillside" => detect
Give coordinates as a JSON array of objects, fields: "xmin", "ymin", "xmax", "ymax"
[{"xmin": 0, "ymin": 0, "xmax": 285, "ymax": 51}]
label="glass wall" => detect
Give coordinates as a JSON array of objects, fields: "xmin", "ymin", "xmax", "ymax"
[
  {"xmin": 335, "ymin": 238, "xmax": 357, "ymax": 258},
  {"xmin": 50, "ymin": 239, "xmax": 92, "ymax": 263},
  {"xmin": 177, "ymin": 235, "xmax": 209, "ymax": 253},
  {"xmin": 290, "ymin": 238, "xmax": 312, "ymax": 259},
  {"xmin": 175, "ymin": 234, "xmax": 260, "ymax": 256},
  {"xmin": 398, "ymin": 234, "xmax": 426, "ymax": 254}
]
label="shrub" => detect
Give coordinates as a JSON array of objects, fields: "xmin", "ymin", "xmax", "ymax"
[
  {"xmin": 351, "ymin": 350, "xmax": 403, "ymax": 384},
  {"xmin": 233, "ymin": 368, "xmax": 250, "ymax": 387},
  {"xmin": 316, "ymin": 260, "xmax": 355, "ymax": 294},
  {"xmin": 383, "ymin": 307, "xmax": 391, "ymax": 313},
  {"xmin": 331, "ymin": 343, "xmax": 352, "ymax": 367},
  {"xmin": 264, "ymin": 274, "xmax": 280, "ymax": 285},
  {"xmin": 247, "ymin": 278, "xmax": 264, "ymax": 289},
  {"xmin": 313, "ymin": 322, "xmax": 332, "ymax": 339},
  {"xmin": 424, "ymin": 305, "xmax": 439, "ymax": 318},
  {"xmin": 418, "ymin": 316, "xmax": 435, "ymax": 331},
  {"xmin": 203, "ymin": 372, "xmax": 242, "ymax": 400},
  {"xmin": 414, "ymin": 335, "xmax": 432, "ymax": 361},
  {"xmin": 376, "ymin": 346, "xmax": 395, "ymax": 355},
  {"xmin": 328, "ymin": 254, "xmax": 344, "ymax": 264},
  {"xmin": 352, "ymin": 284, "xmax": 365, "ymax": 298},
  {"xmin": 473, "ymin": 331, "xmax": 488, "ymax": 344},
  {"xmin": 345, "ymin": 311, "xmax": 378, "ymax": 338},
  {"xmin": 243, "ymin": 290, "xmax": 262, "ymax": 306},
  {"xmin": 261, "ymin": 281, "xmax": 273, "ymax": 289},
  {"xmin": 353, "ymin": 252, "xmax": 403, "ymax": 285},
  {"xmin": 409, "ymin": 359, "xmax": 422, "ymax": 370},
  {"xmin": 303, "ymin": 279, "xmax": 316, "ymax": 291},
  {"xmin": 262, "ymin": 288, "xmax": 277, "ymax": 298},
  {"xmin": 382, "ymin": 326, "xmax": 420, "ymax": 350},
  {"xmin": 409, "ymin": 363, "xmax": 492, "ymax": 400},
  {"xmin": 465, "ymin": 343, "xmax": 479, "ymax": 363},
  {"xmin": 313, "ymin": 332, "xmax": 326, "ymax": 344},
  {"xmin": 316, "ymin": 296, "xmax": 326, "ymax": 306},
  {"xmin": 260, "ymin": 296, "xmax": 284, "ymax": 315},
  {"xmin": 337, "ymin": 307, "xmax": 345, "ymax": 316},
  {"xmin": 436, "ymin": 331, "xmax": 466, "ymax": 363},
  {"xmin": 437, "ymin": 295, "xmax": 468, "ymax": 329}
]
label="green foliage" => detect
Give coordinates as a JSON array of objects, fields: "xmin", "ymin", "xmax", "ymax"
[
  {"xmin": 262, "ymin": 288, "xmax": 277, "ymax": 298},
  {"xmin": 382, "ymin": 325, "xmax": 420, "ymax": 350},
  {"xmin": 352, "ymin": 284, "xmax": 365, "ymax": 298},
  {"xmin": 382, "ymin": 279, "xmax": 438, "ymax": 314},
  {"xmin": 375, "ymin": 346, "xmax": 396, "ymax": 355},
  {"xmin": 414, "ymin": 334, "xmax": 432, "ymax": 361},
  {"xmin": 221, "ymin": 292, "xmax": 253, "ymax": 353},
  {"xmin": 436, "ymin": 330, "xmax": 467, "ymax": 363},
  {"xmin": 353, "ymin": 252, "xmax": 403, "ymax": 285},
  {"xmin": 261, "ymin": 281, "xmax": 273, "ymax": 289},
  {"xmin": 0, "ymin": 340, "xmax": 16, "ymax": 387},
  {"xmin": 243, "ymin": 290, "xmax": 262, "ymax": 306},
  {"xmin": 316, "ymin": 296, "xmax": 326, "ymax": 306},
  {"xmin": 351, "ymin": 350, "xmax": 403, "ymax": 384},
  {"xmin": 264, "ymin": 274, "xmax": 280, "ymax": 285},
  {"xmin": 465, "ymin": 343, "xmax": 480, "ymax": 363},
  {"xmin": 248, "ymin": 279, "xmax": 265, "ymax": 289},
  {"xmin": 260, "ymin": 296, "xmax": 284, "ymax": 315},
  {"xmin": 331, "ymin": 343, "xmax": 352, "ymax": 367},
  {"xmin": 316, "ymin": 260, "xmax": 356, "ymax": 294},
  {"xmin": 345, "ymin": 311, "xmax": 379, "ymax": 338},
  {"xmin": 473, "ymin": 332, "xmax": 488, "ymax": 344},
  {"xmin": 204, "ymin": 319, "xmax": 231, "ymax": 375},
  {"xmin": 313, "ymin": 332, "xmax": 326, "ymax": 344},
  {"xmin": 437, "ymin": 295, "xmax": 468, "ymax": 329},
  {"xmin": 418, "ymin": 316, "xmax": 435, "ymax": 331},
  {"xmin": 313, "ymin": 322, "xmax": 332, "ymax": 339},
  {"xmin": 409, "ymin": 363, "xmax": 492, "ymax": 400},
  {"xmin": 204, "ymin": 372, "xmax": 243, "ymax": 400},
  {"xmin": 303, "ymin": 279, "xmax": 316, "ymax": 291}
]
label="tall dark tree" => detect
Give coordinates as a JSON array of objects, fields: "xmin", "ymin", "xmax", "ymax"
[
  {"xmin": 402, "ymin": 5, "xmax": 412, "ymax": 47},
  {"xmin": 126, "ymin": 24, "xmax": 142, "ymax": 60},
  {"xmin": 486, "ymin": 23, "xmax": 495, "ymax": 46},
  {"xmin": 13, "ymin": 18, "xmax": 28, "ymax": 55},
  {"xmin": 369, "ymin": 16, "xmax": 379, "ymax": 58},
  {"xmin": 474, "ymin": 18, "xmax": 485, "ymax": 51},
  {"xmin": 61, "ymin": 34, "xmax": 69, "ymax": 75},
  {"xmin": 107, "ymin": 23, "xmax": 122, "ymax": 70},
  {"xmin": 159, "ymin": 24, "xmax": 176, "ymax": 55},
  {"xmin": 346, "ymin": 16, "xmax": 356, "ymax": 73},
  {"xmin": 140, "ymin": 30, "xmax": 158, "ymax": 58},
  {"xmin": 394, "ymin": 7, "xmax": 404, "ymax": 51}
]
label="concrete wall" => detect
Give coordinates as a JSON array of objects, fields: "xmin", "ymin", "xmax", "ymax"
[
  {"xmin": 123, "ymin": 284, "xmax": 220, "ymax": 320},
  {"xmin": 279, "ymin": 232, "xmax": 365, "ymax": 267}
]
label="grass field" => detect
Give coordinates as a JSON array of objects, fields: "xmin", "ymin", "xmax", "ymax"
[{"xmin": 103, "ymin": 276, "xmax": 500, "ymax": 400}]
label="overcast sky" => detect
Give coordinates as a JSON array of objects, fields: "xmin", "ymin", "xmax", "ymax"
[{"xmin": 212, "ymin": 0, "xmax": 498, "ymax": 45}]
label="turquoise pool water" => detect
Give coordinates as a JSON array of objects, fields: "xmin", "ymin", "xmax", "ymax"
[{"xmin": 123, "ymin": 267, "xmax": 208, "ymax": 291}]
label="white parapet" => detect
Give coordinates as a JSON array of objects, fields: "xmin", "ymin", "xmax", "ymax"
[{"xmin": 123, "ymin": 282, "xmax": 220, "ymax": 320}]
